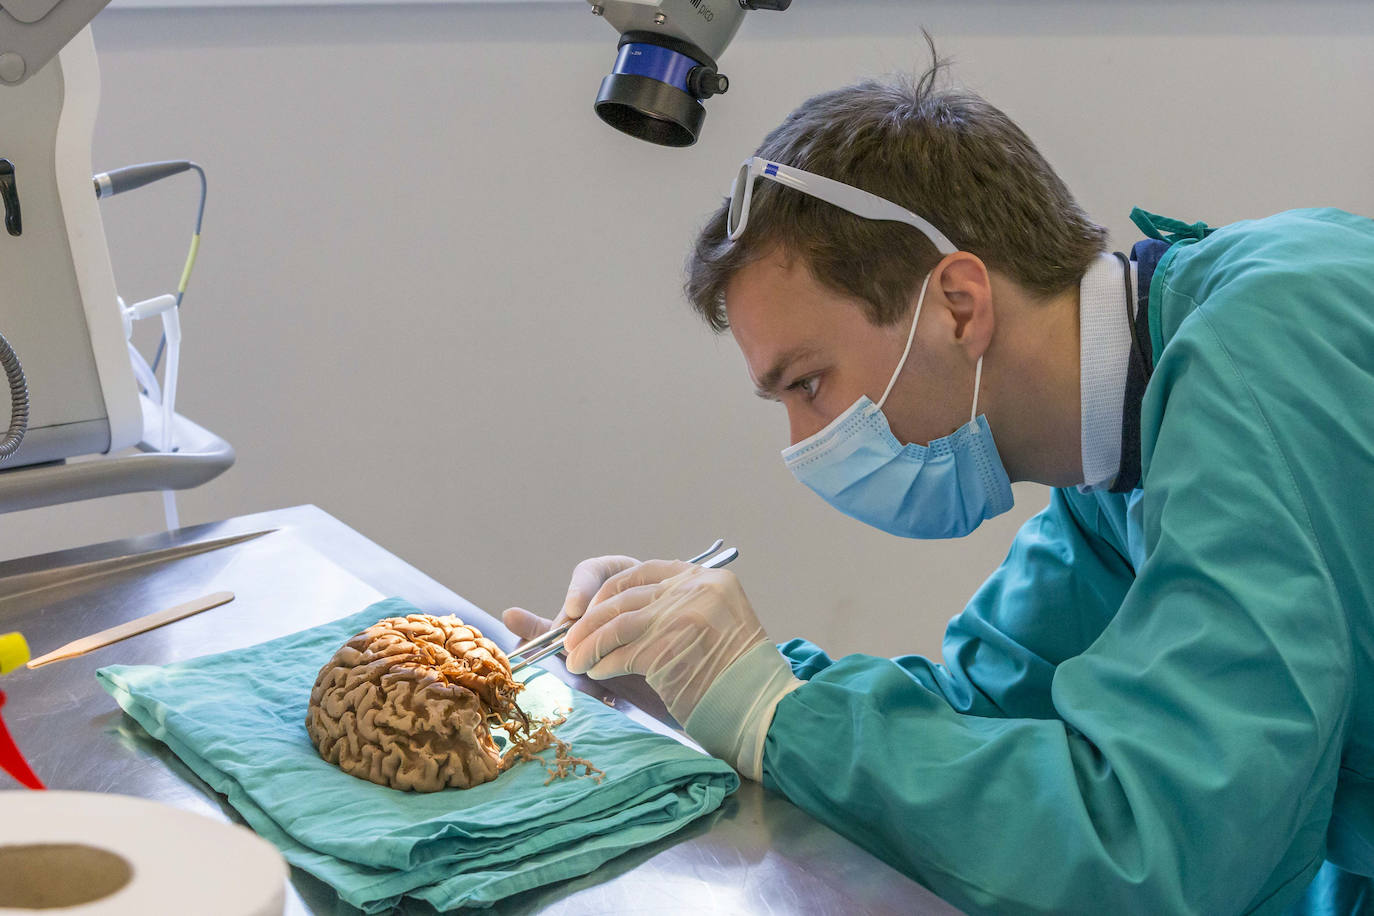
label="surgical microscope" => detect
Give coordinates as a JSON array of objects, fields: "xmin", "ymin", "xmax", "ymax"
[
  {"xmin": 589, "ymin": 0, "xmax": 791, "ymax": 147},
  {"xmin": 0, "ymin": 0, "xmax": 789, "ymax": 518}
]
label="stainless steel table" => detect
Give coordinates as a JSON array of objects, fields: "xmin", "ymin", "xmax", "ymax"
[{"xmin": 0, "ymin": 505, "xmax": 962, "ymax": 915}]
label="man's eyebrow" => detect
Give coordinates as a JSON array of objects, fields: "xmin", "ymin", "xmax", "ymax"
[{"xmin": 754, "ymin": 346, "xmax": 821, "ymax": 399}]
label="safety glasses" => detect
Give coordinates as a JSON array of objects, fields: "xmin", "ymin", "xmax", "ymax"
[{"xmin": 727, "ymin": 156, "xmax": 958, "ymax": 255}]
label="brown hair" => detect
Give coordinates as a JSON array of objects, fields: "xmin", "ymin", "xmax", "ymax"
[{"xmin": 685, "ymin": 56, "xmax": 1107, "ymax": 331}]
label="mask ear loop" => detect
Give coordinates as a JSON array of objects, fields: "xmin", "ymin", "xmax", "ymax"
[
  {"xmin": 876, "ymin": 272, "xmax": 933, "ymax": 411},
  {"xmin": 970, "ymin": 356, "xmax": 983, "ymax": 423}
]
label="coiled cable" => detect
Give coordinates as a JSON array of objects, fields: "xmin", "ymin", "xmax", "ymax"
[{"xmin": 0, "ymin": 330, "xmax": 28, "ymax": 463}]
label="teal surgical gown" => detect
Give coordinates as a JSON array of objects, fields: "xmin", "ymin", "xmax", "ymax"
[{"xmin": 761, "ymin": 209, "xmax": 1374, "ymax": 914}]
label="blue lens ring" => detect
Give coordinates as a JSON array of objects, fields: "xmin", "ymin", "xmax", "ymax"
[{"xmin": 613, "ymin": 43, "xmax": 701, "ymax": 93}]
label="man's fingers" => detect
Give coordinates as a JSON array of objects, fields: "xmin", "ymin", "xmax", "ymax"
[
  {"xmin": 501, "ymin": 607, "xmax": 552, "ymax": 642},
  {"xmin": 564, "ymin": 583, "xmax": 661, "ymax": 658},
  {"xmin": 587, "ymin": 559, "xmax": 694, "ymax": 610},
  {"xmin": 584, "ymin": 642, "xmax": 644, "ymax": 681},
  {"xmin": 560, "ymin": 555, "xmax": 639, "ymax": 622},
  {"xmin": 541, "ymin": 555, "xmax": 712, "ymax": 674},
  {"xmin": 565, "ymin": 606, "xmax": 658, "ymax": 677},
  {"xmin": 565, "ymin": 560, "xmax": 700, "ymax": 671}
]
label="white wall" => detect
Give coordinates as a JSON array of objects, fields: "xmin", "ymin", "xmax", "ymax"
[{"xmin": 3, "ymin": 1, "xmax": 1370, "ymax": 660}]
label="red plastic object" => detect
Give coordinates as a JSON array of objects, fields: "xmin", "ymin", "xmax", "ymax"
[{"xmin": 0, "ymin": 689, "xmax": 45, "ymax": 789}]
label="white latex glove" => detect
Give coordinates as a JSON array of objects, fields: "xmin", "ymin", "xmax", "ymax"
[
  {"xmin": 501, "ymin": 555, "xmax": 639, "ymax": 643},
  {"xmin": 562, "ymin": 560, "xmax": 770, "ymax": 727}
]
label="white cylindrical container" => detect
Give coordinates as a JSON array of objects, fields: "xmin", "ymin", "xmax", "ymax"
[{"xmin": 0, "ymin": 791, "xmax": 286, "ymax": 915}]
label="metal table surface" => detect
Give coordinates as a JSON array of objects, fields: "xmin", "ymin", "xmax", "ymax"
[{"xmin": 0, "ymin": 505, "xmax": 962, "ymax": 915}]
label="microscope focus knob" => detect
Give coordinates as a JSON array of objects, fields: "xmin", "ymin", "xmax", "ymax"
[{"xmin": 688, "ymin": 67, "xmax": 730, "ymax": 100}]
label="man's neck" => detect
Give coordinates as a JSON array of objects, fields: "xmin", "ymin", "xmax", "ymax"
[{"xmin": 981, "ymin": 273, "xmax": 1084, "ymax": 487}]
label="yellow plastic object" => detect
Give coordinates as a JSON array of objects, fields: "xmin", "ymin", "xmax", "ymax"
[{"xmin": 0, "ymin": 632, "xmax": 30, "ymax": 675}]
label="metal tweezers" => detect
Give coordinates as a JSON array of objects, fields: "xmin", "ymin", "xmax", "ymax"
[{"xmin": 508, "ymin": 539, "xmax": 740, "ymax": 674}]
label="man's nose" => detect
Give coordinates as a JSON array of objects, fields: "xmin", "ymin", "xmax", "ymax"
[{"xmin": 788, "ymin": 408, "xmax": 822, "ymax": 447}]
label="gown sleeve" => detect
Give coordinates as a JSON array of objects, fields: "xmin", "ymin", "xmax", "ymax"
[
  {"xmin": 761, "ymin": 316, "xmax": 1351, "ymax": 915},
  {"xmin": 779, "ymin": 482, "xmax": 1136, "ymax": 722}
]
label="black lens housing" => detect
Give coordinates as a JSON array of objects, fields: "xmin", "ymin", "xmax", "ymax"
[{"xmin": 595, "ymin": 32, "xmax": 721, "ymax": 148}]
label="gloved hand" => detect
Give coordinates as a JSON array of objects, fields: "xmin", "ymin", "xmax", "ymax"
[
  {"xmin": 502, "ymin": 555, "xmax": 639, "ymax": 643},
  {"xmin": 563, "ymin": 560, "xmax": 802, "ymax": 779}
]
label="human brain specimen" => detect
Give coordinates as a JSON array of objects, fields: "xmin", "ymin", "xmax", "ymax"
[{"xmin": 306, "ymin": 614, "xmax": 525, "ymax": 792}]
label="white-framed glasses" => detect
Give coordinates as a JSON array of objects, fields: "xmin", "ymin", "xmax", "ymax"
[{"xmin": 727, "ymin": 156, "xmax": 957, "ymax": 255}]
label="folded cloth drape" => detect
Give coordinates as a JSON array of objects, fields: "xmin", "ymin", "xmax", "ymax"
[{"xmin": 96, "ymin": 597, "xmax": 739, "ymax": 912}]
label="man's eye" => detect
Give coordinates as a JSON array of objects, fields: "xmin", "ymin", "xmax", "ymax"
[{"xmin": 788, "ymin": 375, "xmax": 820, "ymax": 400}]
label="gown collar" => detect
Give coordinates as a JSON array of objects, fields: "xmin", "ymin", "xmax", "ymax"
[{"xmin": 1077, "ymin": 253, "xmax": 1136, "ymax": 492}]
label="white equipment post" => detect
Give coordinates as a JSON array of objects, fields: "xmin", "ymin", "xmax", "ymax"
[{"xmin": 0, "ymin": 24, "xmax": 233, "ymax": 517}]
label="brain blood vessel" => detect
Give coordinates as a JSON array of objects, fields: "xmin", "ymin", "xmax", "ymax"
[{"xmin": 306, "ymin": 614, "xmax": 529, "ymax": 792}]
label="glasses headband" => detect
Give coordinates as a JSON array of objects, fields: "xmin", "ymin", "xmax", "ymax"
[{"xmin": 727, "ymin": 156, "xmax": 957, "ymax": 255}]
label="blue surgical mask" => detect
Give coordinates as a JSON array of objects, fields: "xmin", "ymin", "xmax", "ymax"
[{"xmin": 780, "ymin": 273, "xmax": 1015, "ymax": 539}]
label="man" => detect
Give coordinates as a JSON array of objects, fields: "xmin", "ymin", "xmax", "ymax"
[{"xmin": 503, "ymin": 65, "xmax": 1374, "ymax": 914}]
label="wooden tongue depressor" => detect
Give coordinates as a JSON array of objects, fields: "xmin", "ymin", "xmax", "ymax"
[{"xmin": 26, "ymin": 591, "xmax": 235, "ymax": 669}]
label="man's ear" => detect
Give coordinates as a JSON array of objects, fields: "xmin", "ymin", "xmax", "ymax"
[{"xmin": 931, "ymin": 253, "xmax": 995, "ymax": 361}]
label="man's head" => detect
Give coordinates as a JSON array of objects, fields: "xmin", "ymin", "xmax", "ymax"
[{"xmin": 685, "ymin": 64, "xmax": 1104, "ymax": 484}]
